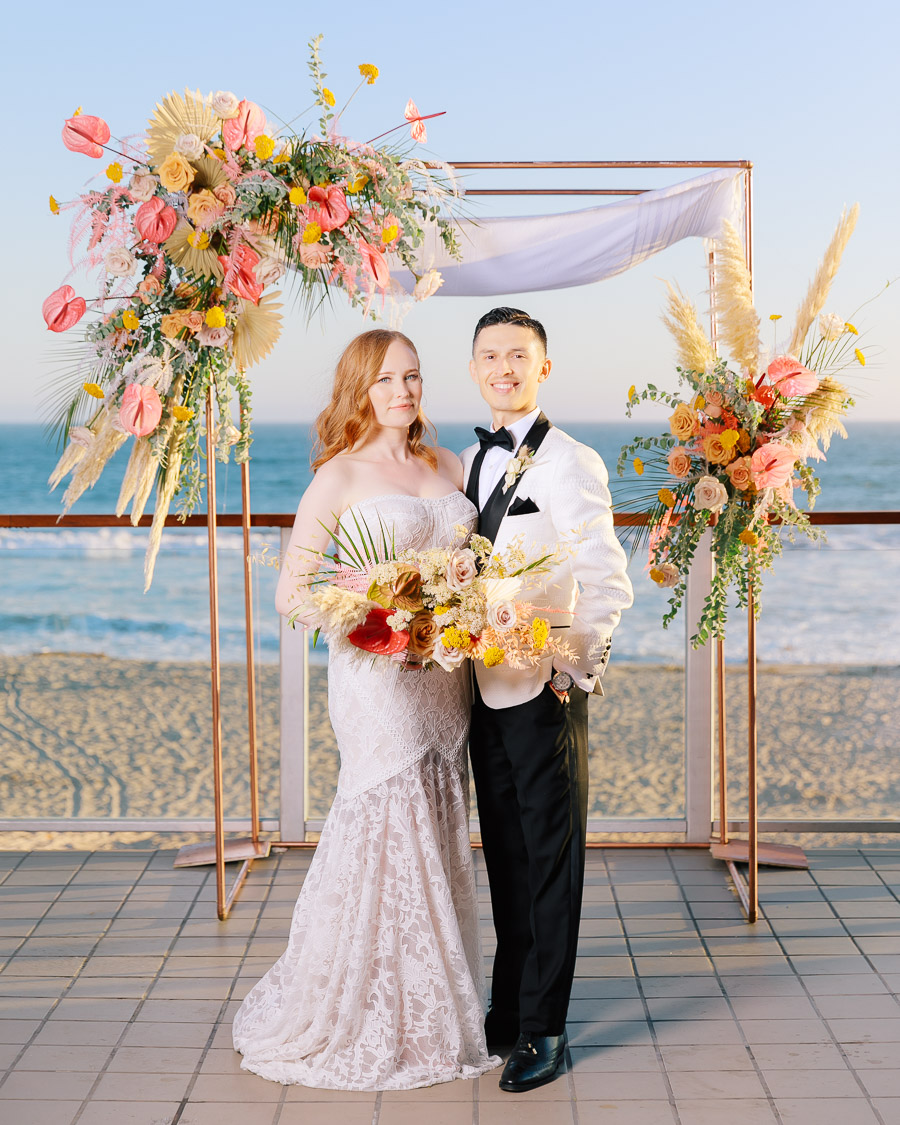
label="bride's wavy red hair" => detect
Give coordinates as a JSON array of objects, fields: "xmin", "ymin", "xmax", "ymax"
[{"xmin": 311, "ymin": 330, "xmax": 438, "ymax": 472}]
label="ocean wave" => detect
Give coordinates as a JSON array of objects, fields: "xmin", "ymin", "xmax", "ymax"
[{"xmin": 0, "ymin": 527, "xmax": 279, "ymax": 556}]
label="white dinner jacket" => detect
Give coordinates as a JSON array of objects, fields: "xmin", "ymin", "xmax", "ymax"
[{"xmin": 461, "ymin": 422, "xmax": 633, "ymax": 710}]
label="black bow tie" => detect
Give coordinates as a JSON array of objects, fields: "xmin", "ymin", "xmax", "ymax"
[{"xmin": 474, "ymin": 425, "xmax": 515, "ymax": 452}]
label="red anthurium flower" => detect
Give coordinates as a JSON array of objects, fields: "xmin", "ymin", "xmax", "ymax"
[
  {"xmin": 43, "ymin": 285, "xmax": 87, "ymax": 332},
  {"xmin": 222, "ymin": 100, "xmax": 267, "ymax": 152},
  {"xmin": 751, "ymin": 382, "xmax": 779, "ymax": 410},
  {"xmin": 347, "ymin": 607, "xmax": 410, "ymax": 655},
  {"xmin": 61, "ymin": 115, "xmax": 111, "ymax": 158},
  {"xmin": 306, "ymin": 185, "xmax": 350, "ymax": 232},
  {"xmin": 118, "ymin": 384, "xmax": 162, "ymax": 437},
  {"xmin": 134, "ymin": 197, "xmax": 177, "ymax": 244},
  {"xmin": 218, "ymin": 244, "xmax": 263, "ymax": 304},
  {"xmin": 357, "ymin": 239, "xmax": 390, "ymax": 289}
]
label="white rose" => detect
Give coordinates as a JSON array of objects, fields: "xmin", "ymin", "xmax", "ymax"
[
  {"xmin": 212, "ymin": 90, "xmax": 241, "ymax": 119},
  {"xmin": 256, "ymin": 256, "xmax": 285, "ymax": 288},
  {"xmin": 197, "ymin": 325, "xmax": 233, "ymax": 348},
  {"xmin": 69, "ymin": 426, "xmax": 94, "ymax": 449},
  {"xmin": 128, "ymin": 172, "xmax": 158, "ymax": 202},
  {"xmin": 105, "ymin": 247, "xmax": 136, "ymax": 277},
  {"xmin": 413, "ymin": 269, "xmax": 443, "ymax": 301},
  {"xmin": 487, "ymin": 601, "xmax": 517, "ymax": 631},
  {"xmin": 693, "ymin": 474, "xmax": 729, "ymax": 513},
  {"xmin": 432, "ymin": 641, "xmax": 468, "ymax": 671},
  {"xmin": 175, "ymin": 133, "xmax": 205, "ymax": 160},
  {"xmin": 655, "ymin": 562, "xmax": 680, "ymax": 588},
  {"xmin": 446, "ymin": 547, "xmax": 478, "ymax": 591},
  {"xmin": 818, "ymin": 312, "xmax": 845, "ymax": 342}
]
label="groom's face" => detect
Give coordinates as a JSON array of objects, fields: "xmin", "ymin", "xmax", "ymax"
[{"xmin": 469, "ymin": 324, "xmax": 551, "ymax": 422}]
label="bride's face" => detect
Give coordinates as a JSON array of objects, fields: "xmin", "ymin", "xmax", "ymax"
[{"xmin": 367, "ymin": 340, "xmax": 422, "ymax": 430}]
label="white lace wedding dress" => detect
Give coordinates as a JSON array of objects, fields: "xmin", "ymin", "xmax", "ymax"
[{"xmin": 233, "ymin": 492, "xmax": 499, "ymax": 1090}]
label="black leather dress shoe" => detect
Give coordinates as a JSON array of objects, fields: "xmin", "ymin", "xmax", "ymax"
[
  {"xmin": 499, "ymin": 1032, "xmax": 567, "ymax": 1092},
  {"xmin": 484, "ymin": 1007, "xmax": 519, "ymax": 1050}
]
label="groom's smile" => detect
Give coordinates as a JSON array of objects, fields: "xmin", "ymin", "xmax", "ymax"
[{"xmin": 470, "ymin": 322, "xmax": 552, "ymax": 427}]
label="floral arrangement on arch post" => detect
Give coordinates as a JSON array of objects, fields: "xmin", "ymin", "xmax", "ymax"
[
  {"xmin": 43, "ymin": 37, "xmax": 460, "ymax": 588},
  {"xmin": 617, "ymin": 207, "xmax": 868, "ymax": 646}
]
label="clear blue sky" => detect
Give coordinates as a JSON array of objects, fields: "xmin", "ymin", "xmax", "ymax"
[{"xmin": 4, "ymin": 0, "xmax": 897, "ymax": 429}]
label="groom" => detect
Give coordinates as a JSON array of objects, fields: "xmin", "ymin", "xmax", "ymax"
[{"xmin": 462, "ymin": 307, "xmax": 633, "ymax": 1092}]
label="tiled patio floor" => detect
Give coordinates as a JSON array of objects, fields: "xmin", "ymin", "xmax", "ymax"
[{"xmin": 1, "ymin": 846, "xmax": 899, "ymax": 1125}]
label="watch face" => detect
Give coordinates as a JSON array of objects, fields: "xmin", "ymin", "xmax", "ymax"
[{"xmin": 552, "ymin": 671, "xmax": 573, "ymax": 691}]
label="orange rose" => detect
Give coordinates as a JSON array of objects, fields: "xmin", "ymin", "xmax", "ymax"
[
  {"xmin": 137, "ymin": 277, "xmax": 162, "ymax": 304},
  {"xmin": 726, "ymin": 456, "xmax": 754, "ymax": 491},
  {"xmin": 702, "ymin": 433, "xmax": 736, "ymax": 466},
  {"xmin": 187, "ymin": 189, "xmax": 225, "ymax": 230},
  {"xmin": 407, "ymin": 611, "xmax": 439, "ymax": 661},
  {"xmin": 667, "ymin": 447, "xmax": 692, "ymax": 478},
  {"xmin": 669, "ymin": 403, "xmax": 699, "ymax": 442},
  {"xmin": 212, "ymin": 182, "xmax": 237, "ymax": 208}
]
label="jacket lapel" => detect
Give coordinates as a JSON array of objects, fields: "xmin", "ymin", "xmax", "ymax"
[{"xmin": 479, "ymin": 412, "xmax": 552, "ymax": 547}]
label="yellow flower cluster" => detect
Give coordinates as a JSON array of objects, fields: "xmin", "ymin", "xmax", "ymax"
[
  {"xmin": 658, "ymin": 488, "xmax": 676, "ymax": 508},
  {"xmin": 381, "ymin": 225, "xmax": 398, "ymax": 244},
  {"xmin": 205, "ymin": 306, "xmax": 226, "ymax": 328},
  {"xmin": 302, "ymin": 222, "xmax": 322, "ymax": 244},
  {"xmin": 482, "ymin": 647, "xmax": 505, "ymax": 668},
  {"xmin": 254, "ymin": 135, "xmax": 275, "ymax": 161},
  {"xmin": 648, "ymin": 566, "xmax": 665, "ymax": 584},
  {"xmin": 187, "ymin": 230, "xmax": 210, "ymax": 249},
  {"xmin": 172, "ymin": 405, "xmax": 194, "ymax": 422},
  {"xmin": 106, "ymin": 162, "xmax": 123, "ymax": 183},
  {"xmin": 531, "ymin": 617, "xmax": 549, "ymax": 651},
  {"xmin": 633, "ymin": 457, "xmax": 644, "ymax": 476},
  {"xmin": 358, "ymin": 64, "xmax": 379, "ymax": 84},
  {"xmin": 322, "ymin": 88, "xmax": 336, "ymax": 107},
  {"xmin": 289, "ymin": 186, "xmax": 307, "ymax": 206},
  {"xmin": 739, "ymin": 529, "xmax": 759, "ymax": 547},
  {"xmin": 346, "ymin": 174, "xmax": 369, "ymax": 194},
  {"xmin": 83, "ymin": 383, "xmax": 104, "ymax": 399},
  {"xmin": 49, "ymin": 195, "xmax": 60, "ymax": 215},
  {"xmin": 121, "ymin": 309, "xmax": 139, "ymax": 330},
  {"xmin": 441, "ymin": 626, "xmax": 471, "ymax": 650},
  {"xmin": 273, "ymin": 149, "xmax": 291, "ymax": 164}
]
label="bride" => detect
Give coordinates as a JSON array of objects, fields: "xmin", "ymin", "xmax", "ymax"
[{"xmin": 232, "ymin": 329, "xmax": 499, "ymax": 1090}]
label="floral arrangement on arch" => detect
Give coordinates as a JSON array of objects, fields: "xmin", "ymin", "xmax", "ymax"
[
  {"xmin": 43, "ymin": 37, "xmax": 460, "ymax": 587},
  {"xmin": 285, "ymin": 517, "xmax": 576, "ymax": 672},
  {"xmin": 618, "ymin": 207, "xmax": 870, "ymax": 646}
]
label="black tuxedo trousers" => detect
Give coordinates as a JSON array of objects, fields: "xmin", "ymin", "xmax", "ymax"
[{"xmin": 470, "ymin": 679, "xmax": 589, "ymax": 1037}]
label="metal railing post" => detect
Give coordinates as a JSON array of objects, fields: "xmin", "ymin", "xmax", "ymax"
[
  {"xmin": 684, "ymin": 529, "xmax": 715, "ymax": 842},
  {"xmin": 279, "ymin": 527, "xmax": 308, "ymax": 842}
]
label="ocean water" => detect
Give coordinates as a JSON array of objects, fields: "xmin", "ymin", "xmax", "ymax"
[{"xmin": 1, "ymin": 422, "xmax": 898, "ymax": 666}]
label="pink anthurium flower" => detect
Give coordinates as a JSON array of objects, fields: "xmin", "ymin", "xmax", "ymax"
[
  {"xmin": 218, "ymin": 244, "xmax": 263, "ymax": 304},
  {"xmin": 357, "ymin": 239, "xmax": 390, "ymax": 289},
  {"xmin": 134, "ymin": 197, "xmax": 177, "ymax": 244},
  {"xmin": 767, "ymin": 355, "xmax": 819, "ymax": 397},
  {"xmin": 62, "ymin": 115, "xmax": 111, "ymax": 158},
  {"xmin": 222, "ymin": 100, "xmax": 267, "ymax": 152},
  {"xmin": 43, "ymin": 285, "xmax": 87, "ymax": 332},
  {"xmin": 119, "ymin": 384, "xmax": 162, "ymax": 437},
  {"xmin": 404, "ymin": 100, "xmax": 427, "ymax": 143},
  {"xmin": 305, "ymin": 185, "xmax": 350, "ymax": 232},
  {"xmin": 750, "ymin": 442, "xmax": 796, "ymax": 490}
]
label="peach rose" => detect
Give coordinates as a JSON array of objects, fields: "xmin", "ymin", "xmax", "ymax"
[
  {"xmin": 407, "ymin": 611, "xmax": 439, "ymax": 660},
  {"xmin": 187, "ymin": 189, "xmax": 225, "ymax": 229},
  {"xmin": 701, "ymin": 433, "xmax": 736, "ymax": 466},
  {"xmin": 212, "ymin": 182, "xmax": 237, "ymax": 208},
  {"xmin": 197, "ymin": 325, "xmax": 232, "ymax": 348},
  {"xmin": 669, "ymin": 403, "xmax": 699, "ymax": 442},
  {"xmin": 446, "ymin": 547, "xmax": 478, "ymax": 591},
  {"xmin": 725, "ymin": 456, "xmax": 753, "ymax": 491},
  {"xmin": 256, "ymin": 256, "xmax": 285, "ymax": 288},
  {"xmin": 158, "ymin": 151, "xmax": 195, "ymax": 193},
  {"xmin": 128, "ymin": 172, "xmax": 158, "ymax": 202},
  {"xmin": 137, "ymin": 277, "xmax": 162, "ymax": 304},
  {"xmin": 104, "ymin": 247, "xmax": 136, "ymax": 277},
  {"xmin": 298, "ymin": 241, "xmax": 329, "ymax": 268},
  {"xmin": 667, "ymin": 446, "xmax": 692, "ymax": 478}
]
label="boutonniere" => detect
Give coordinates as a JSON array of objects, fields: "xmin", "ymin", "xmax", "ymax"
[{"xmin": 502, "ymin": 444, "xmax": 536, "ymax": 493}]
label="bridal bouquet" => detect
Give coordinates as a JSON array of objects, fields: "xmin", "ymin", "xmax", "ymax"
[
  {"xmin": 43, "ymin": 36, "xmax": 460, "ymax": 587},
  {"xmin": 292, "ymin": 519, "xmax": 575, "ymax": 671},
  {"xmin": 618, "ymin": 209, "xmax": 867, "ymax": 646}
]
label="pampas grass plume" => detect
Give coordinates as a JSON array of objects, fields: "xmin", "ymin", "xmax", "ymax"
[
  {"xmin": 712, "ymin": 221, "xmax": 760, "ymax": 374},
  {"xmin": 661, "ymin": 282, "xmax": 716, "ymax": 372},
  {"xmin": 787, "ymin": 205, "xmax": 859, "ymax": 357}
]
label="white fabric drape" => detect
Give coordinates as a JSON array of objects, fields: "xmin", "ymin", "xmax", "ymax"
[{"xmin": 394, "ymin": 169, "xmax": 744, "ymax": 297}]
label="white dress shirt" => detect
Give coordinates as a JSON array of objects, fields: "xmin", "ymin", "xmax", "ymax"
[{"xmin": 475, "ymin": 408, "xmax": 596, "ymax": 696}]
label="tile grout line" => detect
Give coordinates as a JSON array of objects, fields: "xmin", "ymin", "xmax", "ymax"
[
  {"xmin": 69, "ymin": 850, "xmax": 212, "ymax": 1125},
  {"xmin": 603, "ymin": 849, "xmax": 683, "ymax": 1125},
  {"xmin": 171, "ymin": 849, "xmax": 284, "ymax": 1125},
  {"xmin": 0, "ymin": 846, "xmax": 105, "ymax": 1088},
  {"xmin": 665, "ymin": 849, "xmax": 786, "ymax": 1124}
]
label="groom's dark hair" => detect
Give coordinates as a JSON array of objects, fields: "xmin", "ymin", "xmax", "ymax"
[{"xmin": 472, "ymin": 307, "xmax": 547, "ymax": 355}]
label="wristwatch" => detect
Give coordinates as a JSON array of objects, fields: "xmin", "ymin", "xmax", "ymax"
[{"xmin": 550, "ymin": 669, "xmax": 574, "ymax": 695}]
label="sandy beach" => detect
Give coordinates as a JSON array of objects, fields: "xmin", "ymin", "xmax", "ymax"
[{"xmin": 1, "ymin": 653, "xmax": 897, "ymax": 850}]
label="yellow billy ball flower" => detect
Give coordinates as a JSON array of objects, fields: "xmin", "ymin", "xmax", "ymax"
[
  {"xmin": 845, "ymin": 322, "xmax": 859, "ymax": 335},
  {"xmin": 649, "ymin": 567, "xmax": 665, "ymax": 584},
  {"xmin": 322, "ymin": 88, "xmax": 336, "ymax": 107},
  {"xmin": 532, "ymin": 617, "xmax": 549, "ymax": 651},
  {"xmin": 633, "ymin": 457, "xmax": 644, "ymax": 476},
  {"xmin": 627, "ymin": 384, "xmax": 636, "ymax": 402},
  {"xmin": 854, "ymin": 348, "xmax": 866, "ymax": 366},
  {"xmin": 172, "ymin": 405, "xmax": 194, "ymax": 422},
  {"xmin": 483, "ymin": 646, "xmax": 505, "ymax": 668},
  {"xmin": 212, "ymin": 147, "xmax": 227, "ymax": 161},
  {"xmin": 83, "ymin": 383, "xmax": 105, "ymax": 399},
  {"xmin": 187, "ymin": 229, "xmax": 210, "ymax": 249},
  {"xmin": 694, "ymin": 394, "xmax": 706, "ymax": 411},
  {"xmin": 121, "ymin": 309, "xmax": 139, "ymax": 330},
  {"xmin": 658, "ymin": 488, "xmax": 676, "ymax": 508},
  {"xmin": 381, "ymin": 225, "xmax": 399, "ymax": 244},
  {"xmin": 739, "ymin": 529, "xmax": 759, "ymax": 547},
  {"xmin": 106, "ymin": 162, "xmax": 123, "ymax": 183},
  {"xmin": 254, "ymin": 134, "xmax": 275, "ymax": 161},
  {"xmin": 720, "ymin": 429, "xmax": 740, "ymax": 450},
  {"xmin": 769, "ymin": 313, "xmax": 782, "ymax": 321},
  {"xmin": 49, "ymin": 195, "xmax": 60, "ymax": 215},
  {"xmin": 302, "ymin": 222, "xmax": 323, "ymax": 244},
  {"xmin": 358, "ymin": 64, "xmax": 379, "ymax": 84},
  {"xmin": 205, "ymin": 306, "xmax": 226, "ymax": 328},
  {"xmin": 289, "ymin": 186, "xmax": 307, "ymax": 206},
  {"xmin": 441, "ymin": 625, "xmax": 471, "ymax": 650}
]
